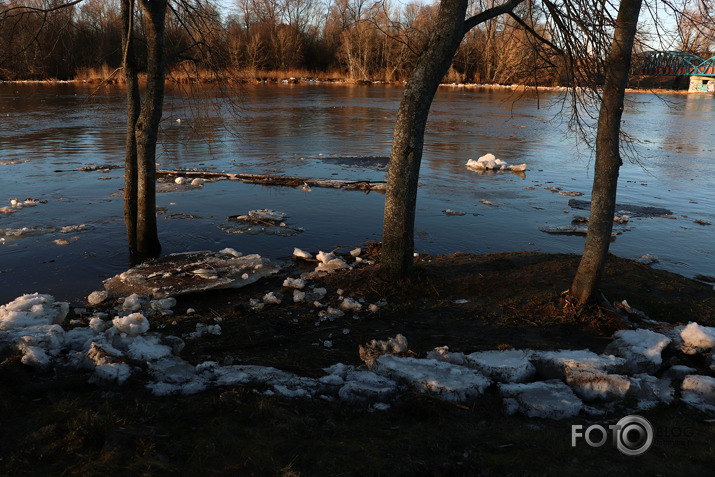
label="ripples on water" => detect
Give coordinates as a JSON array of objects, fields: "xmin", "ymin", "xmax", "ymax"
[{"xmin": 0, "ymin": 83, "xmax": 713, "ymax": 303}]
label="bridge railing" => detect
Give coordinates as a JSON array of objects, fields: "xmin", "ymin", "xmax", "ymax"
[{"xmin": 635, "ymin": 51, "xmax": 715, "ymax": 76}]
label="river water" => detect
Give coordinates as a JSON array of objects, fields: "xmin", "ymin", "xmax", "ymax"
[{"xmin": 0, "ymin": 82, "xmax": 713, "ymax": 304}]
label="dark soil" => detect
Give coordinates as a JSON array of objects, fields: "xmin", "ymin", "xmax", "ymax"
[{"xmin": 1, "ymin": 252, "xmax": 714, "ymax": 476}]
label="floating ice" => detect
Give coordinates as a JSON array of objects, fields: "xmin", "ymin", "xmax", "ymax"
[
  {"xmin": 499, "ymin": 380, "xmax": 582, "ymax": 419},
  {"xmin": 375, "ymin": 355, "xmax": 491, "ymax": 401},
  {"xmin": 466, "ymin": 153, "xmax": 527, "ymax": 172},
  {"xmin": 190, "ymin": 178, "xmax": 204, "ymax": 187},
  {"xmin": 636, "ymin": 254, "xmax": 658, "ymax": 265},
  {"xmin": 175, "ymin": 177, "xmax": 187, "ymax": 185},
  {"xmin": 293, "ymin": 248, "xmax": 313, "ymax": 260}
]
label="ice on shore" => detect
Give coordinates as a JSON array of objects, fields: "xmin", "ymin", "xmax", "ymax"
[
  {"xmin": 375, "ymin": 355, "xmax": 491, "ymax": 401},
  {"xmin": 499, "ymin": 381, "xmax": 582, "ymax": 419},
  {"xmin": 464, "ymin": 349, "xmax": 536, "ymax": 383},
  {"xmin": 103, "ymin": 251, "xmax": 280, "ymax": 298},
  {"xmin": 359, "ymin": 334, "xmax": 409, "ymax": 367},
  {"xmin": 293, "ymin": 248, "xmax": 313, "ymax": 260},
  {"xmin": 0, "ymin": 293, "xmax": 69, "ymax": 330},
  {"xmin": 681, "ymin": 375, "xmax": 715, "ymax": 415},
  {"xmin": 466, "ymin": 153, "xmax": 527, "ymax": 172},
  {"xmin": 679, "ymin": 322, "xmax": 715, "ymax": 353},
  {"xmin": 531, "ymin": 349, "xmax": 627, "ymax": 380},
  {"xmin": 604, "ymin": 329, "xmax": 671, "ymax": 374}
]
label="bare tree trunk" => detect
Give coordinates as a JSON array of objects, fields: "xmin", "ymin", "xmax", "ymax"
[
  {"xmin": 570, "ymin": 0, "xmax": 643, "ymax": 305},
  {"xmin": 381, "ymin": 0, "xmax": 524, "ymax": 278},
  {"xmin": 133, "ymin": 0, "xmax": 166, "ymax": 257},
  {"xmin": 122, "ymin": 0, "xmax": 140, "ymax": 253}
]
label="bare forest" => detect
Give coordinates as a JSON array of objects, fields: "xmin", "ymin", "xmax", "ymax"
[{"xmin": 0, "ymin": 0, "xmax": 599, "ymax": 85}]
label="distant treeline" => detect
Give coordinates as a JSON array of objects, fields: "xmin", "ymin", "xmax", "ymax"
[{"xmin": 0, "ymin": 0, "xmax": 628, "ymax": 86}]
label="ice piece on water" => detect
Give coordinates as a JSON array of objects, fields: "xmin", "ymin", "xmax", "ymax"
[
  {"xmin": 112, "ymin": 313, "xmax": 150, "ymax": 336},
  {"xmin": 248, "ymin": 209, "xmax": 286, "ymax": 221},
  {"xmin": 190, "ymin": 178, "xmax": 204, "ymax": 187},
  {"xmin": 350, "ymin": 248, "xmax": 362, "ymax": 257},
  {"xmin": 0, "ymin": 293, "xmax": 69, "ymax": 330},
  {"xmin": 465, "ymin": 154, "xmax": 526, "ymax": 173},
  {"xmin": 636, "ymin": 254, "xmax": 658, "ymax": 265},
  {"xmin": 175, "ymin": 177, "xmax": 187, "ymax": 185},
  {"xmin": 293, "ymin": 248, "xmax": 313, "ymax": 260},
  {"xmin": 218, "ymin": 248, "xmax": 243, "ymax": 258},
  {"xmin": 499, "ymin": 381, "xmax": 582, "ymax": 419}
]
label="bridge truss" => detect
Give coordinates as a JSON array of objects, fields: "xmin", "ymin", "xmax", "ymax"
[{"xmin": 639, "ymin": 51, "xmax": 715, "ymax": 76}]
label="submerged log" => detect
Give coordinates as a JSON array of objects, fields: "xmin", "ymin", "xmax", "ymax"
[{"xmin": 157, "ymin": 169, "xmax": 387, "ymax": 193}]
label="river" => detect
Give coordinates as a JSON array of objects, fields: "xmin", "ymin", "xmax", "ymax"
[{"xmin": 0, "ymin": 82, "xmax": 713, "ymax": 304}]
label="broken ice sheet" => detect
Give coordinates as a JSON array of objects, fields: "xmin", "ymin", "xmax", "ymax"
[
  {"xmin": 103, "ymin": 250, "xmax": 280, "ymax": 298},
  {"xmin": 220, "ymin": 209, "xmax": 303, "ymax": 236}
]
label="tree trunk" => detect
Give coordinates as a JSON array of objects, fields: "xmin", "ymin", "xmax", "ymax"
[
  {"xmin": 381, "ymin": 0, "xmax": 468, "ymax": 278},
  {"xmin": 381, "ymin": 0, "xmax": 524, "ymax": 278},
  {"xmin": 122, "ymin": 0, "xmax": 140, "ymax": 254},
  {"xmin": 133, "ymin": 0, "xmax": 166, "ymax": 257},
  {"xmin": 569, "ymin": 0, "xmax": 643, "ymax": 305}
]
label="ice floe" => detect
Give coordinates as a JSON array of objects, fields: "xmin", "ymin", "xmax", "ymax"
[
  {"xmin": 681, "ymin": 375, "xmax": 715, "ymax": 414},
  {"xmin": 220, "ymin": 209, "xmax": 303, "ymax": 236},
  {"xmin": 103, "ymin": 250, "xmax": 280, "ymax": 298},
  {"xmin": 464, "ymin": 349, "xmax": 536, "ymax": 383},
  {"xmin": 466, "ymin": 154, "xmax": 526, "ymax": 172}
]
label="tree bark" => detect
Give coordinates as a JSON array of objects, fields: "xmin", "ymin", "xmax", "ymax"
[
  {"xmin": 570, "ymin": 0, "xmax": 643, "ymax": 305},
  {"xmin": 121, "ymin": 0, "xmax": 140, "ymax": 253},
  {"xmin": 133, "ymin": 0, "xmax": 166, "ymax": 257},
  {"xmin": 381, "ymin": 0, "xmax": 524, "ymax": 278}
]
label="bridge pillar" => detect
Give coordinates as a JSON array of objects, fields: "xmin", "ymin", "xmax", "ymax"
[{"xmin": 689, "ymin": 75, "xmax": 715, "ymax": 93}]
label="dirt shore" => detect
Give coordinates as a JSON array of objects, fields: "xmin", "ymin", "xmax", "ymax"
[{"xmin": 1, "ymin": 251, "xmax": 713, "ymax": 476}]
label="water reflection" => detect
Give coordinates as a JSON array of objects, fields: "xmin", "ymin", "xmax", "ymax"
[{"xmin": 0, "ymin": 83, "xmax": 713, "ymax": 304}]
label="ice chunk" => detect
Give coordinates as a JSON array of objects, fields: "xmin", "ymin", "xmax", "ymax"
[
  {"xmin": 293, "ymin": 248, "xmax": 313, "ymax": 260},
  {"xmin": 466, "ymin": 153, "xmax": 526, "ymax": 173},
  {"xmin": 336, "ymin": 369, "xmax": 399, "ymax": 403},
  {"xmin": 87, "ymin": 290, "xmax": 108, "ymax": 306},
  {"xmin": 350, "ymin": 248, "xmax": 362, "ymax": 257},
  {"xmin": 126, "ymin": 335, "xmax": 173, "ymax": 361},
  {"xmin": 263, "ymin": 292, "xmax": 282, "ymax": 305},
  {"xmin": 112, "ymin": 313, "xmax": 150, "ymax": 336},
  {"xmin": 190, "ymin": 178, "xmax": 204, "ymax": 187},
  {"xmin": 122, "ymin": 293, "xmax": 144, "ymax": 312},
  {"xmin": 359, "ymin": 334, "xmax": 409, "ymax": 367},
  {"xmin": 218, "ymin": 248, "xmax": 243, "ymax": 258},
  {"xmin": 629, "ymin": 374, "xmax": 674, "ymax": 410},
  {"xmin": 465, "ymin": 349, "xmax": 536, "ymax": 383},
  {"xmin": 104, "ymin": 251, "xmax": 280, "ymax": 298},
  {"xmin": 565, "ymin": 368, "xmax": 631, "ymax": 401},
  {"xmin": 499, "ymin": 381, "xmax": 582, "ymax": 419},
  {"xmin": 681, "ymin": 375, "xmax": 715, "ymax": 415},
  {"xmin": 0, "ymin": 293, "xmax": 69, "ymax": 330},
  {"xmin": 283, "ymin": 277, "xmax": 306, "ymax": 289},
  {"xmin": 375, "ymin": 356, "xmax": 490, "ymax": 401},
  {"xmin": 293, "ymin": 290, "xmax": 306, "ymax": 303},
  {"xmin": 248, "ymin": 209, "xmax": 286, "ymax": 221},
  {"xmin": 531, "ymin": 349, "xmax": 626, "ymax": 380},
  {"xmin": 426, "ymin": 346, "xmax": 465, "ymax": 365},
  {"xmin": 175, "ymin": 177, "xmax": 187, "ymax": 185},
  {"xmin": 94, "ymin": 363, "xmax": 132, "ymax": 384},
  {"xmin": 340, "ymin": 298, "xmax": 362, "ymax": 312},
  {"xmin": 20, "ymin": 345, "xmax": 53, "ymax": 368},
  {"xmin": 680, "ymin": 322, "xmax": 715, "ymax": 353},
  {"xmin": 604, "ymin": 329, "xmax": 671, "ymax": 374}
]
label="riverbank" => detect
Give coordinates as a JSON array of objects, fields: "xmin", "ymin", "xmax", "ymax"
[{"xmin": 1, "ymin": 251, "xmax": 714, "ymax": 475}]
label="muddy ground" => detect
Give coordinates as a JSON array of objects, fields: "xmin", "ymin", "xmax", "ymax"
[{"xmin": 1, "ymin": 251, "xmax": 714, "ymax": 476}]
